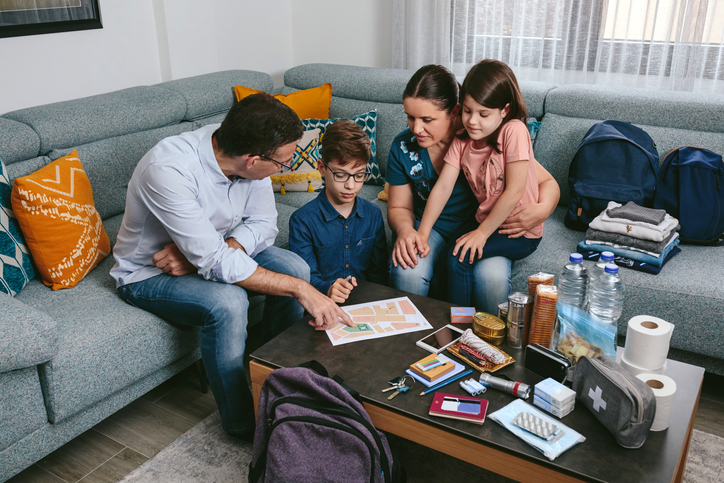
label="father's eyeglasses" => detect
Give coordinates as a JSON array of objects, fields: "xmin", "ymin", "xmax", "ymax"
[
  {"xmin": 251, "ymin": 153, "xmax": 293, "ymax": 172},
  {"xmin": 322, "ymin": 161, "xmax": 371, "ymax": 183}
]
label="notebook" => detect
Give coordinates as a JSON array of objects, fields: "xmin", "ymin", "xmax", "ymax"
[
  {"xmin": 406, "ymin": 354, "xmax": 466, "ymax": 388},
  {"xmin": 429, "ymin": 392, "xmax": 488, "ymax": 425}
]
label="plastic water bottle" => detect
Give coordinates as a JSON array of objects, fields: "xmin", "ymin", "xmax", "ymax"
[
  {"xmin": 590, "ymin": 251, "xmax": 615, "ymax": 282},
  {"xmin": 588, "ymin": 264, "xmax": 625, "ymax": 324},
  {"xmin": 558, "ymin": 253, "xmax": 589, "ymax": 308}
]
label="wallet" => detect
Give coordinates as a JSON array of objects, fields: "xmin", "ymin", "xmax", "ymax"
[{"xmin": 524, "ymin": 344, "xmax": 571, "ymax": 383}]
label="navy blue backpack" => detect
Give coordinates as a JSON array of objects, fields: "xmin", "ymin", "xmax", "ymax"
[
  {"xmin": 653, "ymin": 146, "xmax": 724, "ymax": 245},
  {"xmin": 565, "ymin": 120, "xmax": 660, "ymax": 231}
]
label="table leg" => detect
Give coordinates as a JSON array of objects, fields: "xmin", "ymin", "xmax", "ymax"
[{"xmin": 672, "ymin": 381, "xmax": 703, "ymax": 483}]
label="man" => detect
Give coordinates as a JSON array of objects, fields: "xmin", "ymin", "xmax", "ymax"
[{"xmin": 110, "ymin": 93, "xmax": 353, "ymax": 441}]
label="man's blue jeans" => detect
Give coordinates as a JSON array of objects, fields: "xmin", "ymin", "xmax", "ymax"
[
  {"xmin": 448, "ymin": 231, "xmax": 540, "ymax": 308},
  {"xmin": 117, "ymin": 246, "xmax": 308, "ymax": 437}
]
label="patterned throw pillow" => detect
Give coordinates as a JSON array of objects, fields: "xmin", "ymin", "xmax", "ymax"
[
  {"xmin": 303, "ymin": 110, "xmax": 383, "ymax": 186},
  {"xmin": 11, "ymin": 151, "xmax": 110, "ymax": 290},
  {"xmin": 270, "ymin": 128, "xmax": 323, "ymax": 194},
  {"xmin": 0, "ymin": 156, "xmax": 35, "ymax": 295}
]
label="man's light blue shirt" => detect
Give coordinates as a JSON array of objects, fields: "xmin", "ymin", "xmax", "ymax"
[{"xmin": 110, "ymin": 124, "xmax": 278, "ymax": 287}]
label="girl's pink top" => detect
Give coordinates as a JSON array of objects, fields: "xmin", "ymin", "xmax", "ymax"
[{"xmin": 444, "ymin": 119, "xmax": 543, "ymax": 239}]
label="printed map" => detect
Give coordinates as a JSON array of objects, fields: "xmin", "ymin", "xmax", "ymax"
[{"xmin": 326, "ymin": 296, "xmax": 433, "ymax": 346}]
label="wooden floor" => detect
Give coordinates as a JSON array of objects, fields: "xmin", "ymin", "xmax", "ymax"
[{"xmin": 8, "ymin": 369, "xmax": 724, "ymax": 483}]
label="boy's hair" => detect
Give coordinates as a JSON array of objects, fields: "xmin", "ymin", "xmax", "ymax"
[
  {"xmin": 403, "ymin": 64, "xmax": 460, "ymax": 114},
  {"xmin": 214, "ymin": 93, "xmax": 303, "ymax": 158},
  {"xmin": 460, "ymin": 59, "xmax": 528, "ymax": 153},
  {"xmin": 320, "ymin": 120, "xmax": 371, "ymax": 167}
]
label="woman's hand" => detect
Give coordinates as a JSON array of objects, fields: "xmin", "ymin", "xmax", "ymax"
[
  {"xmin": 498, "ymin": 203, "xmax": 550, "ymax": 238},
  {"xmin": 391, "ymin": 226, "xmax": 425, "ymax": 269},
  {"xmin": 453, "ymin": 229, "xmax": 488, "ymax": 264}
]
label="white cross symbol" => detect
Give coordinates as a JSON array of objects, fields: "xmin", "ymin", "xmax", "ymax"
[{"xmin": 589, "ymin": 386, "xmax": 607, "ymax": 412}]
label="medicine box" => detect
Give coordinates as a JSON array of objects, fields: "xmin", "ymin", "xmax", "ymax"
[
  {"xmin": 534, "ymin": 394, "xmax": 574, "ymax": 418},
  {"xmin": 451, "ymin": 307, "xmax": 476, "ymax": 324},
  {"xmin": 534, "ymin": 378, "xmax": 576, "ymax": 409}
]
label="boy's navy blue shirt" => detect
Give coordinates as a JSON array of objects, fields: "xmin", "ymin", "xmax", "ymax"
[{"xmin": 289, "ymin": 189, "xmax": 389, "ymax": 296}]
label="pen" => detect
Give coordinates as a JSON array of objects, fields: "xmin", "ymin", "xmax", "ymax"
[{"xmin": 419, "ymin": 369, "xmax": 473, "ymax": 396}]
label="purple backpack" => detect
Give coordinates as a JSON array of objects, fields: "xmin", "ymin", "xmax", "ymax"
[{"xmin": 249, "ymin": 363, "xmax": 404, "ymax": 483}]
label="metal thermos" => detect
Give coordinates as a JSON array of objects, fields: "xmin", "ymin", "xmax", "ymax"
[{"xmin": 507, "ymin": 292, "xmax": 533, "ymax": 348}]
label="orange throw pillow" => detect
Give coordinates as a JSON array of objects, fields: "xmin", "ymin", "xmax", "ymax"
[
  {"xmin": 234, "ymin": 83, "xmax": 332, "ymax": 119},
  {"xmin": 11, "ymin": 151, "xmax": 110, "ymax": 290}
]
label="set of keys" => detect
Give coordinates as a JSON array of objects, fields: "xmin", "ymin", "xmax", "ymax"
[{"xmin": 382, "ymin": 376, "xmax": 414, "ymax": 400}]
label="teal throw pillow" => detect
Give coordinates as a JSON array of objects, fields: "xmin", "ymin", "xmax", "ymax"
[
  {"xmin": 0, "ymin": 156, "xmax": 36, "ymax": 295},
  {"xmin": 302, "ymin": 110, "xmax": 383, "ymax": 186},
  {"xmin": 527, "ymin": 120, "xmax": 542, "ymax": 145}
]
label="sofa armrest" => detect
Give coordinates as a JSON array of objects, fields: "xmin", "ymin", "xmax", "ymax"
[{"xmin": 0, "ymin": 293, "xmax": 58, "ymax": 372}]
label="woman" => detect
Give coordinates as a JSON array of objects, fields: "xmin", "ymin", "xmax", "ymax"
[{"xmin": 386, "ymin": 64, "xmax": 560, "ymax": 313}]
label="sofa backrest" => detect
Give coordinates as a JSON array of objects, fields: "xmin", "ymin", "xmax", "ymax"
[
  {"xmin": 534, "ymin": 84, "xmax": 724, "ymax": 206},
  {"xmin": 282, "ymin": 63, "xmax": 555, "ymax": 178},
  {"xmin": 0, "ymin": 70, "xmax": 274, "ymax": 220}
]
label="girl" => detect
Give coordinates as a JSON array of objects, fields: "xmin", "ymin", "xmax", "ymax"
[{"xmin": 417, "ymin": 59, "xmax": 544, "ymax": 306}]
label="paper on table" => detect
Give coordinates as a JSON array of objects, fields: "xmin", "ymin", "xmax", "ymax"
[{"xmin": 326, "ymin": 296, "xmax": 433, "ymax": 346}]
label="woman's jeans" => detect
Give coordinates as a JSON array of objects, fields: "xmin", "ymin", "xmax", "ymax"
[
  {"xmin": 117, "ymin": 246, "xmax": 308, "ymax": 437},
  {"xmin": 390, "ymin": 222, "xmax": 515, "ymax": 312},
  {"xmin": 448, "ymin": 231, "xmax": 541, "ymax": 308}
]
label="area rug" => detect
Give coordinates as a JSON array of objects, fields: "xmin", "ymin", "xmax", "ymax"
[{"xmin": 120, "ymin": 411, "xmax": 723, "ymax": 483}]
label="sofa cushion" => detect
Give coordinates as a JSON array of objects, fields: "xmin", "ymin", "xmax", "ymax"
[
  {"xmin": 0, "ymin": 118, "xmax": 40, "ymax": 165},
  {"xmin": 49, "ymin": 122, "xmax": 197, "ymax": 221},
  {"xmin": 0, "ymin": 292, "xmax": 57, "ymax": 372},
  {"xmin": 15, "ymin": 214, "xmax": 200, "ymax": 423},
  {"xmin": 2, "ymin": 86, "xmax": 187, "ymax": 155},
  {"xmin": 511, "ymin": 207, "xmax": 724, "ymax": 361},
  {"xmin": 235, "ymin": 83, "xmax": 333, "ymax": 119},
  {"xmin": 545, "ymin": 84, "xmax": 724, "ymax": 133},
  {"xmin": 0, "ymin": 367, "xmax": 48, "ymax": 452},
  {"xmin": 157, "ymin": 70, "xmax": 274, "ymax": 121},
  {"xmin": 270, "ymin": 129, "xmax": 323, "ymax": 193},
  {"xmin": 11, "ymin": 151, "xmax": 110, "ymax": 290},
  {"xmin": 302, "ymin": 110, "xmax": 382, "ymax": 185},
  {"xmin": 1, "ymin": 156, "xmax": 35, "ymax": 296}
]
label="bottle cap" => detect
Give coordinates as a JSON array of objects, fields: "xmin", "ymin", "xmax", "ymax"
[
  {"xmin": 604, "ymin": 263, "xmax": 618, "ymax": 274},
  {"xmin": 601, "ymin": 251, "xmax": 615, "ymax": 261},
  {"xmin": 569, "ymin": 253, "xmax": 583, "ymax": 262}
]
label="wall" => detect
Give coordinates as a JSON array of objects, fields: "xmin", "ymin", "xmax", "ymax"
[
  {"xmin": 0, "ymin": 0, "xmax": 393, "ymax": 114},
  {"xmin": 0, "ymin": 0, "xmax": 162, "ymax": 113},
  {"xmin": 290, "ymin": 0, "xmax": 393, "ymax": 70}
]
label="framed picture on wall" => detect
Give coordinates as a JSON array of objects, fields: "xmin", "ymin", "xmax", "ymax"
[{"xmin": 0, "ymin": 0, "xmax": 102, "ymax": 38}]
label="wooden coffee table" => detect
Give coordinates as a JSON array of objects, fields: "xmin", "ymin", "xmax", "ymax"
[{"xmin": 249, "ymin": 281, "xmax": 704, "ymax": 483}]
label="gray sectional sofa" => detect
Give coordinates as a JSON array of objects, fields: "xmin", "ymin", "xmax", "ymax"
[{"xmin": 1, "ymin": 63, "xmax": 722, "ymax": 480}]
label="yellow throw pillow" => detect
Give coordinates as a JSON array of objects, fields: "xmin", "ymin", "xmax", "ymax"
[
  {"xmin": 11, "ymin": 151, "xmax": 110, "ymax": 290},
  {"xmin": 234, "ymin": 83, "xmax": 332, "ymax": 119}
]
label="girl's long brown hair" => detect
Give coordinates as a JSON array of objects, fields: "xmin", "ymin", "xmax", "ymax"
[{"xmin": 459, "ymin": 59, "xmax": 527, "ymax": 153}]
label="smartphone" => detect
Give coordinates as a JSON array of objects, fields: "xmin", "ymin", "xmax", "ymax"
[{"xmin": 416, "ymin": 324, "xmax": 465, "ymax": 353}]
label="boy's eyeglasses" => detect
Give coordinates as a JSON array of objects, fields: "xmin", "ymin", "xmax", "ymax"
[
  {"xmin": 251, "ymin": 153, "xmax": 293, "ymax": 172},
  {"xmin": 322, "ymin": 161, "xmax": 371, "ymax": 183}
]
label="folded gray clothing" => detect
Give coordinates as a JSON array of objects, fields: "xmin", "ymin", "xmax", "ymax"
[
  {"xmin": 585, "ymin": 227, "xmax": 678, "ymax": 254},
  {"xmin": 606, "ymin": 201, "xmax": 666, "ymax": 225}
]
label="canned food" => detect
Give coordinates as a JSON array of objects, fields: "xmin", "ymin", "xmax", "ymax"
[
  {"xmin": 472, "ymin": 312, "xmax": 506, "ymax": 339},
  {"xmin": 480, "ymin": 333, "xmax": 506, "ymax": 346},
  {"xmin": 507, "ymin": 292, "xmax": 533, "ymax": 325},
  {"xmin": 497, "ymin": 302, "xmax": 509, "ymax": 322}
]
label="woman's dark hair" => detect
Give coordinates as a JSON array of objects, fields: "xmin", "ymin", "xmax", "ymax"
[
  {"xmin": 460, "ymin": 59, "xmax": 527, "ymax": 153},
  {"xmin": 402, "ymin": 64, "xmax": 459, "ymax": 114},
  {"xmin": 214, "ymin": 93, "xmax": 303, "ymax": 157}
]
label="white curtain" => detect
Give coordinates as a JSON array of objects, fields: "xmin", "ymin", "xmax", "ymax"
[{"xmin": 392, "ymin": 0, "xmax": 724, "ymax": 93}]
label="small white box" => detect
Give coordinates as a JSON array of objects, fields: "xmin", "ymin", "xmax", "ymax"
[
  {"xmin": 534, "ymin": 394, "xmax": 575, "ymax": 418},
  {"xmin": 534, "ymin": 378, "xmax": 576, "ymax": 409}
]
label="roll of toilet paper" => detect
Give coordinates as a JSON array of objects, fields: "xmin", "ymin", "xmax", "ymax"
[
  {"xmin": 620, "ymin": 356, "xmax": 666, "ymax": 376},
  {"xmin": 623, "ymin": 316, "xmax": 674, "ymax": 370},
  {"xmin": 636, "ymin": 373, "xmax": 677, "ymax": 431}
]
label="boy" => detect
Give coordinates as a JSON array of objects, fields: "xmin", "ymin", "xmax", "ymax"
[{"xmin": 289, "ymin": 120, "xmax": 389, "ymax": 303}]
